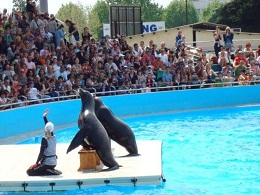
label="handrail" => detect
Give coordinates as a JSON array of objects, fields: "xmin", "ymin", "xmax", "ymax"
[{"xmin": 0, "ymin": 81, "xmax": 259, "ymax": 111}]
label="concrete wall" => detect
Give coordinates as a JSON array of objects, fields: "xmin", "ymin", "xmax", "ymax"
[
  {"xmin": 126, "ymin": 26, "xmax": 260, "ymax": 51},
  {"xmin": 0, "ymin": 86, "xmax": 260, "ymax": 140}
]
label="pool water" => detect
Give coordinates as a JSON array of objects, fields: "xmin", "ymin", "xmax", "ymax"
[{"xmin": 17, "ymin": 106, "xmax": 260, "ymax": 195}]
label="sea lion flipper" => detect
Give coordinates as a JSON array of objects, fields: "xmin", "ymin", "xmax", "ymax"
[{"xmin": 67, "ymin": 128, "xmax": 89, "ymax": 154}]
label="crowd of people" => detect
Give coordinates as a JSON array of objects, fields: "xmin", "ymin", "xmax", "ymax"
[{"xmin": 0, "ymin": 3, "xmax": 260, "ymax": 110}]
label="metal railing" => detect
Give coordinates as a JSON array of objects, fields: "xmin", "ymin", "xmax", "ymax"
[{"xmin": 1, "ymin": 80, "xmax": 258, "ymax": 111}]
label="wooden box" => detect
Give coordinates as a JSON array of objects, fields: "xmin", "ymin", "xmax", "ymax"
[{"xmin": 78, "ymin": 148, "xmax": 100, "ymax": 171}]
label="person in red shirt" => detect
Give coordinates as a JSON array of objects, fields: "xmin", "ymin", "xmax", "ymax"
[{"xmin": 233, "ymin": 51, "xmax": 247, "ymax": 67}]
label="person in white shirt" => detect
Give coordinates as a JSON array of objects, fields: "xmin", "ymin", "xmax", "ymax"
[
  {"xmin": 25, "ymin": 55, "xmax": 36, "ymax": 73},
  {"xmin": 158, "ymin": 49, "xmax": 168, "ymax": 65},
  {"xmin": 133, "ymin": 43, "xmax": 142, "ymax": 59},
  {"xmin": 30, "ymin": 14, "xmax": 43, "ymax": 31},
  {"xmin": 105, "ymin": 56, "xmax": 119, "ymax": 73},
  {"xmin": 52, "ymin": 57, "xmax": 61, "ymax": 73},
  {"xmin": 28, "ymin": 81, "xmax": 40, "ymax": 103},
  {"xmin": 55, "ymin": 65, "xmax": 68, "ymax": 81}
]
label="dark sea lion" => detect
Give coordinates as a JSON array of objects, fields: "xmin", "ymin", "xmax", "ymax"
[
  {"xmin": 94, "ymin": 97, "xmax": 139, "ymax": 156},
  {"xmin": 67, "ymin": 89, "xmax": 119, "ymax": 171}
]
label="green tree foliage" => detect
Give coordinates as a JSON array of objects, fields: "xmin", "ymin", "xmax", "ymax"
[
  {"xmin": 201, "ymin": 0, "xmax": 225, "ymax": 23},
  {"xmin": 217, "ymin": 0, "xmax": 260, "ymax": 32},
  {"xmin": 163, "ymin": 0, "xmax": 199, "ymax": 28},
  {"xmin": 12, "ymin": 0, "xmax": 27, "ymax": 11},
  {"xmin": 90, "ymin": 1, "xmax": 110, "ymax": 39},
  {"xmin": 55, "ymin": 2, "xmax": 89, "ymax": 40}
]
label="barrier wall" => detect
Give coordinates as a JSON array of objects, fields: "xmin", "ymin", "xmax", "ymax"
[
  {"xmin": 126, "ymin": 25, "xmax": 260, "ymax": 51},
  {"xmin": 0, "ymin": 86, "xmax": 259, "ymax": 140}
]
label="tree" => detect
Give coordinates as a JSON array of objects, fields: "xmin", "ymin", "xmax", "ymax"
[
  {"xmin": 12, "ymin": 0, "xmax": 27, "ymax": 11},
  {"xmin": 217, "ymin": 0, "xmax": 260, "ymax": 32},
  {"xmin": 90, "ymin": 1, "xmax": 110, "ymax": 39},
  {"xmin": 163, "ymin": 0, "xmax": 199, "ymax": 28},
  {"xmin": 55, "ymin": 3, "xmax": 89, "ymax": 40},
  {"xmin": 201, "ymin": 0, "xmax": 226, "ymax": 23}
]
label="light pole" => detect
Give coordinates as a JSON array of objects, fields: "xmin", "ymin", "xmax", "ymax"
[
  {"xmin": 185, "ymin": 0, "xmax": 188, "ymax": 25},
  {"xmin": 39, "ymin": 0, "xmax": 48, "ymax": 13}
]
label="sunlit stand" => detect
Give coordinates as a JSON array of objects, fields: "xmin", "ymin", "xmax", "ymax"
[{"xmin": 78, "ymin": 148, "xmax": 100, "ymax": 171}]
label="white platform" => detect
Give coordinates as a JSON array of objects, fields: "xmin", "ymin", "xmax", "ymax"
[{"xmin": 0, "ymin": 140, "xmax": 163, "ymax": 192}]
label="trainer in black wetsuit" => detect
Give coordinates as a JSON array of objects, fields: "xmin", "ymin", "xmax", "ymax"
[{"xmin": 26, "ymin": 109, "xmax": 61, "ymax": 176}]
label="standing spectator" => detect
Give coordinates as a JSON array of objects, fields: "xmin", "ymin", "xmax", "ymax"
[
  {"xmin": 213, "ymin": 26, "xmax": 222, "ymax": 58},
  {"xmin": 82, "ymin": 27, "xmax": 92, "ymax": 43},
  {"xmin": 47, "ymin": 15, "xmax": 58, "ymax": 47},
  {"xmin": 0, "ymin": 36, "xmax": 8, "ymax": 55},
  {"xmin": 26, "ymin": 0, "xmax": 36, "ymax": 21},
  {"xmin": 223, "ymin": 26, "xmax": 234, "ymax": 51},
  {"xmin": 65, "ymin": 19, "xmax": 79, "ymax": 42},
  {"xmin": 55, "ymin": 24, "xmax": 64, "ymax": 48},
  {"xmin": 175, "ymin": 30, "xmax": 182, "ymax": 47}
]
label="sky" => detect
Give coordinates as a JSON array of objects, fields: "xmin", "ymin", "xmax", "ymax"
[{"xmin": 1, "ymin": 0, "xmax": 170, "ymax": 15}]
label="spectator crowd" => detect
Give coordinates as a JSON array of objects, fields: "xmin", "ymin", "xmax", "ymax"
[{"xmin": 0, "ymin": 2, "xmax": 260, "ymax": 110}]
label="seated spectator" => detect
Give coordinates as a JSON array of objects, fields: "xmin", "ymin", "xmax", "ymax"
[
  {"xmin": 249, "ymin": 60, "xmax": 260, "ymax": 80},
  {"xmin": 146, "ymin": 73, "xmax": 155, "ymax": 88},
  {"xmin": 204, "ymin": 62, "xmax": 218, "ymax": 87},
  {"xmin": 152, "ymin": 56, "xmax": 165, "ymax": 77},
  {"xmin": 234, "ymin": 60, "xmax": 247, "ymax": 78},
  {"xmin": 238, "ymin": 69, "xmax": 249, "ymax": 85},
  {"xmin": 142, "ymin": 50, "xmax": 155, "ymax": 65},
  {"xmin": 54, "ymin": 76, "xmax": 67, "ymax": 98},
  {"xmin": 161, "ymin": 67, "xmax": 173, "ymax": 87},
  {"xmin": 222, "ymin": 62, "xmax": 234, "ymax": 77},
  {"xmin": 233, "ymin": 51, "xmax": 247, "ymax": 67},
  {"xmin": 190, "ymin": 72, "xmax": 201, "ymax": 89},
  {"xmin": 7, "ymin": 42, "xmax": 19, "ymax": 62},
  {"xmin": 218, "ymin": 46, "xmax": 229, "ymax": 67},
  {"xmin": 243, "ymin": 42, "xmax": 253, "ymax": 58},
  {"xmin": 158, "ymin": 49, "xmax": 168, "ymax": 65},
  {"xmin": 65, "ymin": 75, "xmax": 75, "ymax": 95},
  {"xmin": 0, "ymin": 90, "xmax": 11, "ymax": 110},
  {"xmin": 140, "ymin": 81, "xmax": 151, "ymax": 93},
  {"xmin": 223, "ymin": 70, "xmax": 235, "ymax": 86},
  {"xmin": 195, "ymin": 58, "xmax": 206, "ymax": 81},
  {"xmin": 27, "ymin": 81, "xmax": 40, "ymax": 104}
]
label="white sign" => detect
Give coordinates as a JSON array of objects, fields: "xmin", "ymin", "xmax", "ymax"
[{"xmin": 103, "ymin": 21, "xmax": 165, "ymax": 37}]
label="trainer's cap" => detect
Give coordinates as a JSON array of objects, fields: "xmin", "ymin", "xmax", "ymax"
[{"xmin": 45, "ymin": 122, "xmax": 54, "ymax": 132}]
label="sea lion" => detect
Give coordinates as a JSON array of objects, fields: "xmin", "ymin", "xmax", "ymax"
[
  {"xmin": 94, "ymin": 97, "xmax": 139, "ymax": 156},
  {"xmin": 67, "ymin": 89, "xmax": 119, "ymax": 171}
]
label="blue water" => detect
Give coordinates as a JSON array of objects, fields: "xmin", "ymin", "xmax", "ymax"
[{"xmin": 15, "ymin": 106, "xmax": 260, "ymax": 194}]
